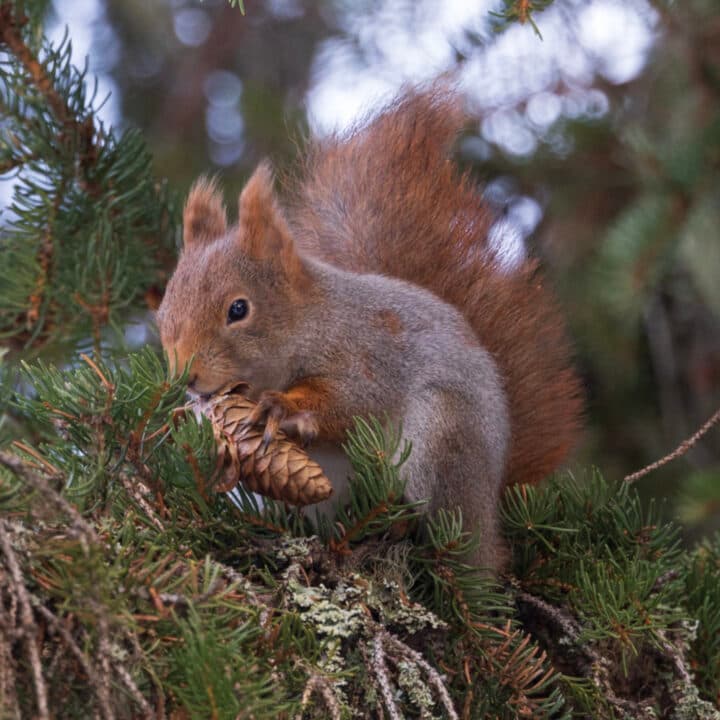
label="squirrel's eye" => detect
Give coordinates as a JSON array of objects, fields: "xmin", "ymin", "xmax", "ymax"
[{"xmin": 227, "ymin": 298, "xmax": 249, "ymax": 324}]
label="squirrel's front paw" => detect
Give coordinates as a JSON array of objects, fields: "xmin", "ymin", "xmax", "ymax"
[
  {"xmin": 243, "ymin": 392, "xmax": 318, "ymax": 448},
  {"xmin": 280, "ymin": 411, "xmax": 319, "ymax": 447}
]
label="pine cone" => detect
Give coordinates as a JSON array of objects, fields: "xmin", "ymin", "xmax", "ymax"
[{"xmin": 195, "ymin": 388, "xmax": 333, "ymax": 506}]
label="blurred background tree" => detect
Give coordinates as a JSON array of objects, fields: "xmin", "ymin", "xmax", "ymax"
[{"xmin": 2, "ymin": 0, "xmax": 719, "ymax": 527}]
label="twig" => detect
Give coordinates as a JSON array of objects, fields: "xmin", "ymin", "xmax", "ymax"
[
  {"xmin": 40, "ymin": 596, "xmax": 152, "ymax": 719},
  {"xmin": 218, "ymin": 565, "xmax": 272, "ymax": 608},
  {"xmin": 26, "ymin": 176, "xmax": 68, "ymax": 330},
  {"xmin": 329, "ymin": 500, "xmax": 391, "ymax": 555},
  {"xmin": 0, "ymin": 520, "xmax": 50, "ymax": 720},
  {"xmin": 516, "ymin": 591, "xmax": 584, "ymax": 643},
  {"xmin": 80, "ymin": 353, "xmax": 114, "ymax": 393},
  {"xmin": 295, "ymin": 672, "xmax": 342, "ymax": 720},
  {"xmin": 94, "ymin": 611, "xmax": 115, "ymax": 720},
  {"xmin": 380, "ymin": 630, "xmax": 459, "ymax": 720},
  {"xmin": 119, "ymin": 475, "xmax": 166, "ymax": 532},
  {"xmin": 136, "ymin": 580, "xmax": 224, "ymax": 613},
  {"xmin": 372, "ymin": 634, "xmax": 403, "ymax": 720},
  {"xmin": 113, "ymin": 661, "xmax": 154, "ymax": 719},
  {"xmin": 655, "ymin": 628, "xmax": 693, "ymax": 686},
  {"xmin": 76, "ymin": 295, "xmax": 110, "ymax": 356},
  {"xmin": 10, "ymin": 441, "xmax": 61, "ymax": 475},
  {"xmin": 0, "ymin": 450, "xmax": 98, "ymax": 546},
  {"xmin": 35, "ymin": 604, "xmax": 115, "ymax": 719},
  {"xmin": 0, "ymin": 587, "xmax": 21, "ymax": 719},
  {"xmin": 515, "ymin": 588, "xmax": 635, "ymax": 714},
  {"xmin": 0, "ymin": 148, "xmax": 39, "ymax": 174},
  {"xmin": 368, "ymin": 626, "xmax": 459, "ymax": 718},
  {"xmin": 624, "ymin": 406, "xmax": 720, "ymax": 483}
]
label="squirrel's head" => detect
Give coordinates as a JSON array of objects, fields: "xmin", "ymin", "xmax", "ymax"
[{"xmin": 157, "ymin": 163, "xmax": 313, "ymax": 397}]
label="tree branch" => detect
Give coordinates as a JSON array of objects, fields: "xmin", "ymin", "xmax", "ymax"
[{"xmin": 0, "ymin": 520, "xmax": 50, "ymax": 720}]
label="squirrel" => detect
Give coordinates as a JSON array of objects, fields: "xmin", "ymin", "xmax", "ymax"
[{"xmin": 156, "ymin": 86, "xmax": 584, "ymax": 571}]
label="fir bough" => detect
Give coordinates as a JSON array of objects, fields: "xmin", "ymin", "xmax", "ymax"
[
  {"xmin": 2, "ymin": 349, "xmax": 720, "ymax": 718},
  {"xmin": 0, "ymin": 1, "xmax": 178, "ymax": 356}
]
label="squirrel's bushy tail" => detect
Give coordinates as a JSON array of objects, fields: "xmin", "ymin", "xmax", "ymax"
[{"xmin": 289, "ymin": 86, "xmax": 583, "ymax": 486}]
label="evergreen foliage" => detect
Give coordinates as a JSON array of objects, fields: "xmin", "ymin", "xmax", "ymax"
[
  {"xmin": 2, "ymin": 359, "xmax": 720, "ymax": 717},
  {"xmin": 0, "ymin": 0, "xmax": 177, "ymax": 357},
  {"xmin": 684, "ymin": 533, "xmax": 720, "ymax": 705},
  {"xmin": 491, "ymin": 0, "xmax": 556, "ymax": 37},
  {"xmin": 1, "ymin": 2, "xmax": 719, "ymax": 718}
]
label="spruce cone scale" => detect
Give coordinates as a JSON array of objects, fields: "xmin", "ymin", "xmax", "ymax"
[{"xmin": 195, "ymin": 389, "xmax": 333, "ymax": 506}]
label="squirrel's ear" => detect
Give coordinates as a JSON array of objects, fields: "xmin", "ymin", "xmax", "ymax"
[
  {"xmin": 183, "ymin": 176, "xmax": 227, "ymax": 247},
  {"xmin": 237, "ymin": 161, "xmax": 299, "ymax": 268}
]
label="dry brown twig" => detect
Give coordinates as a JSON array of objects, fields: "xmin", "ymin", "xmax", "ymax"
[
  {"xmin": 624, "ymin": 405, "xmax": 720, "ymax": 483},
  {"xmin": 369, "ymin": 628, "xmax": 459, "ymax": 720},
  {"xmin": 295, "ymin": 672, "xmax": 342, "ymax": 720},
  {"xmin": 372, "ymin": 633, "xmax": 403, "ymax": 720},
  {"xmin": 35, "ymin": 604, "xmax": 118, "ymax": 720},
  {"xmin": 119, "ymin": 474, "xmax": 166, "ymax": 532},
  {"xmin": 112, "ymin": 662, "xmax": 154, "ymax": 719},
  {"xmin": 515, "ymin": 589, "xmax": 636, "ymax": 716},
  {"xmin": 94, "ymin": 610, "xmax": 115, "ymax": 720},
  {"xmin": 0, "ymin": 623, "xmax": 20, "ymax": 719},
  {"xmin": 0, "ymin": 520, "xmax": 50, "ymax": 720}
]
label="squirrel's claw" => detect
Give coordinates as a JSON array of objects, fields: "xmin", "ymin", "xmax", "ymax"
[
  {"xmin": 280, "ymin": 411, "xmax": 319, "ymax": 448},
  {"xmin": 262, "ymin": 408, "xmax": 283, "ymax": 449},
  {"xmin": 243, "ymin": 391, "xmax": 318, "ymax": 449}
]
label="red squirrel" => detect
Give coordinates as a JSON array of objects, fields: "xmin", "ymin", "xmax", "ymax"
[{"xmin": 156, "ymin": 86, "xmax": 584, "ymax": 570}]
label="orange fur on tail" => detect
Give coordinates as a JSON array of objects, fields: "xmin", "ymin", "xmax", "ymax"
[{"xmin": 289, "ymin": 86, "xmax": 583, "ymax": 486}]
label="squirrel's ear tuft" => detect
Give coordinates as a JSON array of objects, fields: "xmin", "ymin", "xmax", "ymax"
[
  {"xmin": 238, "ymin": 162, "xmax": 295, "ymax": 259},
  {"xmin": 183, "ymin": 176, "xmax": 227, "ymax": 247},
  {"xmin": 237, "ymin": 162, "xmax": 308, "ymax": 287},
  {"xmin": 238, "ymin": 161, "xmax": 275, "ymax": 225},
  {"xmin": 237, "ymin": 161, "xmax": 280, "ymax": 252}
]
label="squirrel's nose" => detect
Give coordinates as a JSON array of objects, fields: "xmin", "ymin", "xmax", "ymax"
[{"xmin": 187, "ymin": 373, "xmax": 198, "ymax": 390}]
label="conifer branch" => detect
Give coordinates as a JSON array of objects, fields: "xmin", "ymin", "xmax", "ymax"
[
  {"xmin": 0, "ymin": 4, "xmax": 101, "ymax": 193},
  {"xmin": 26, "ymin": 177, "xmax": 68, "ymax": 330},
  {"xmin": 329, "ymin": 499, "xmax": 391, "ymax": 554},
  {"xmin": 1, "ymin": 1, "xmax": 718, "ymax": 717},
  {"xmin": 0, "ymin": 5, "xmax": 67, "ymax": 122},
  {"xmin": 0, "ymin": 147, "xmax": 38, "ymax": 173},
  {"xmin": 0, "ymin": 448, "xmax": 97, "ymax": 544},
  {"xmin": 0, "ymin": 5, "xmax": 178, "ymax": 353}
]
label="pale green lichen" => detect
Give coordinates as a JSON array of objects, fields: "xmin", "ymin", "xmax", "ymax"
[
  {"xmin": 287, "ymin": 570, "xmax": 446, "ymax": 642},
  {"xmin": 397, "ymin": 660, "xmax": 439, "ymax": 719},
  {"xmin": 287, "ymin": 577, "xmax": 365, "ymax": 638},
  {"xmin": 670, "ymin": 684, "xmax": 720, "ymax": 720},
  {"xmin": 368, "ymin": 578, "xmax": 447, "ymax": 633},
  {"xmin": 281, "ymin": 555, "xmax": 452, "ymax": 718},
  {"xmin": 276, "ymin": 535, "xmax": 319, "ymax": 564}
]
